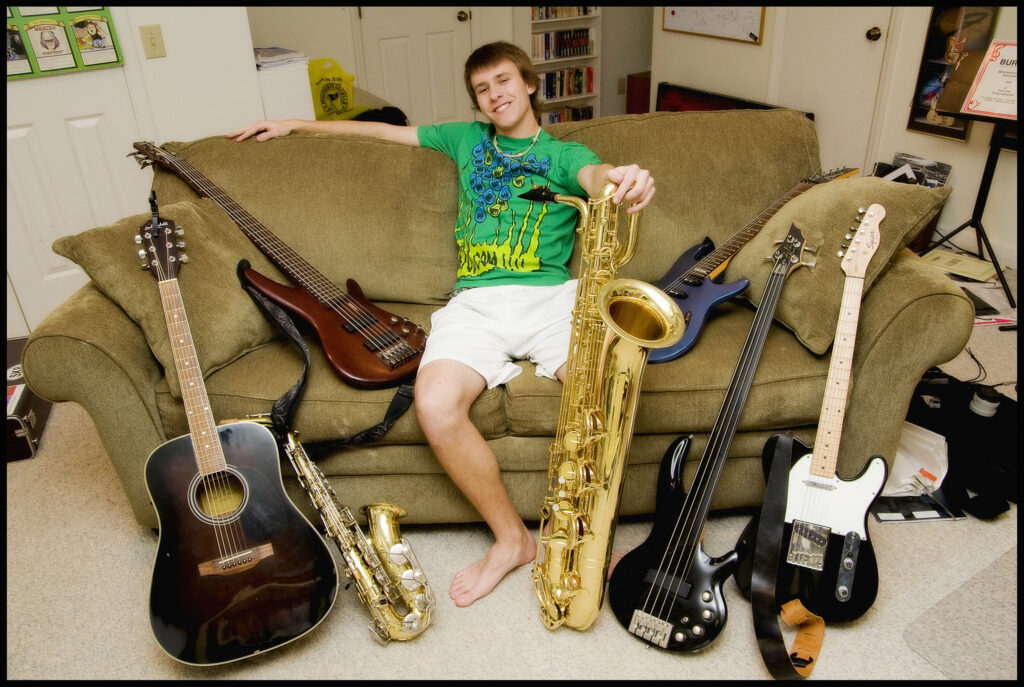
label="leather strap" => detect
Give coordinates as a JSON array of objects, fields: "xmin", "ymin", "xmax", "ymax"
[
  {"xmin": 751, "ymin": 433, "xmax": 825, "ymax": 679},
  {"xmin": 236, "ymin": 260, "xmax": 414, "ymax": 452}
]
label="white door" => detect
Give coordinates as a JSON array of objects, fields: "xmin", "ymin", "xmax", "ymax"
[
  {"xmin": 771, "ymin": 7, "xmax": 893, "ymax": 173},
  {"xmin": 6, "ymin": 67, "xmax": 152, "ymax": 332},
  {"xmin": 357, "ymin": 6, "xmax": 476, "ymax": 126}
]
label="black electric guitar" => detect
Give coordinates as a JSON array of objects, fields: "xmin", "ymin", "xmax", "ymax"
[
  {"xmin": 130, "ymin": 141, "xmax": 426, "ymax": 389},
  {"xmin": 649, "ymin": 168, "xmax": 856, "ymax": 364},
  {"xmin": 139, "ymin": 195, "xmax": 338, "ymax": 665},
  {"xmin": 734, "ymin": 204, "xmax": 888, "ymax": 623},
  {"xmin": 608, "ymin": 224, "xmax": 813, "ymax": 652}
]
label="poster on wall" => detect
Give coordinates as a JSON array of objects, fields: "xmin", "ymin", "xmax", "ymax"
[{"xmin": 7, "ymin": 6, "xmax": 122, "ymax": 80}]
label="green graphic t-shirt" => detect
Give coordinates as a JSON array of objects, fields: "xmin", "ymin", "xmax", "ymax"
[{"xmin": 418, "ymin": 121, "xmax": 601, "ymax": 290}]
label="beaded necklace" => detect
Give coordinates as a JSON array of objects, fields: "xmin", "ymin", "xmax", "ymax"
[{"xmin": 492, "ymin": 127, "xmax": 542, "ymax": 159}]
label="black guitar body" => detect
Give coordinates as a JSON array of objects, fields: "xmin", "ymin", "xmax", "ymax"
[
  {"xmin": 608, "ymin": 436, "xmax": 739, "ymax": 651},
  {"xmin": 733, "ymin": 435, "xmax": 881, "ymax": 623},
  {"xmin": 145, "ymin": 421, "xmax": 338, "ymax": 665}
]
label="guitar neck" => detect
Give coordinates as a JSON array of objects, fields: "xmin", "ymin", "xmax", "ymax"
[
  {"xmin": 158, "ymin": 278, "xmax": 227, "ymax": 475},
  {"xmin": 161, "ymin": 154, "xmax": 345, "ymax": 305},
  {"xmin": 690, "ymin": 181, "xmax": 813, "ymax": 280},
  {"xmin": 810, "ymin": 275, "xmax": 865, "ymax": 478}
]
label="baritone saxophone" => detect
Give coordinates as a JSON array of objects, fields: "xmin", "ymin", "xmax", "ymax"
[
  {"xmin": 242, "ymin": 415, "xmax": 435, "ymax": 642},
  {"xmin": 523, "ymin": 182, "xmax": 685, "ymax": 631}
]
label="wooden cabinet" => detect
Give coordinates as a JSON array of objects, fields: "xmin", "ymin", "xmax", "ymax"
[{"xmin": 529, "ymin": 7, "xmax": 600, "ymax": 123}]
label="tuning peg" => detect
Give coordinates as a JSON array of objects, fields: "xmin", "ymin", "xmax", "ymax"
[
  {"xmin": 138, "ymin": 248, "xmax": 147, "ymax": 260},
  {"xmin": 801, "ymin": 256, "xmax": 817, "ymax": 270},
  {"xmin": 175, "ymin": 225, "xmax": 184, "ymax": 235},
  {"xmin": 803, "ymin": 243, "xmax": 820, "ymax": 255},
  {"xmin": 176, "ymin": 240, "xmax": 186, "ymax": 250},
  {"xmin": 134, "ymin": 234, "xmax": 143, "ymax": 244},
  {"xmin": 179, "ymin": 254, "xmax": 189, "ymax": 263}
]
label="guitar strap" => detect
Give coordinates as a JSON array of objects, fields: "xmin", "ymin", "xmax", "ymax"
[
  {"xmin": 750, "ymin": 432, "xmax": 825, "ymax": 679},
  {"xmin": 235, "ymin": 260, "xmax": 415, "ymax": 457}
]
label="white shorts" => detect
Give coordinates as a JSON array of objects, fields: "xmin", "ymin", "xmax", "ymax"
[{"xmin": 420, "ymin": 280, "xmax": 578, "ymax": 389}]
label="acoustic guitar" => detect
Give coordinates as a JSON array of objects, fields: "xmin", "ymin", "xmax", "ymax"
[
  {"xmin": 131, "ymin": 141, "xmax": 426, "ymax": 389},
  {"xmin": 138, "ymin": 195, "xmax": 338, "ymax": 665}
]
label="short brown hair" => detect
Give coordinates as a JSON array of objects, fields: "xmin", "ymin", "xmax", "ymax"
[{"xmin": 464, "ymin": 41, "xmax": 540, "ymax": 117}]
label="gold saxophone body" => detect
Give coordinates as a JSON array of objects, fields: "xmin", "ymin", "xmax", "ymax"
[
  {"xmin": 243, "ymin": 415, "xmax": 435, "ymax": 642},
  {"xmin": 526, "ymin": 182, "xmax": 686, "ymax": 631}
]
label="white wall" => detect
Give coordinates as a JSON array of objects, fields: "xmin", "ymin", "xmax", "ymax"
[
  {"xmin": 115, "ymin": 6, "xmax": 264, "ymax": 143},
  {"xmin": 600, "ymin": 6, "xmax": 655, "ymax": 116},
  {"xmin": 649, "ymin": 6, "xmax": 1017, "ymax": 270}
]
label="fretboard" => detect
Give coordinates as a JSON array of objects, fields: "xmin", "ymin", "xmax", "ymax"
[
  {"xmin": 162, "ymin": 155, "xmax": 346, "ymax": 308},
  {"xmin": 809, "ymin": 274, "xmax": 865, "ymax": 478},
  {"xmin": 158, "ymin": 278, "xmax": 226, "ymax": 476},
  {"xmin": 686, "ymin": 181, "xmax": 813, "ymax": 282}
]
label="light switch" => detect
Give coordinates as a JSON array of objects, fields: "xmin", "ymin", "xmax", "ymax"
[{"xmin": 139, "ymin": 24, "xmax": 166, "ymax": 59}]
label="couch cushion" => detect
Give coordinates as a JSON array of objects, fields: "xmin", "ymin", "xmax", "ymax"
[
  {"xmin": 505, "ymin": 301, "xmax": 829, "ymax": 436},
  {"xmin": 53, "ymin": 198, "xmax": 285, "ymax": 399},
  {"xmin": 152, "ymin": 134, "xmax": 461, "ymax": 308},
  {"xmin": 722, "ymin": 176, "xmax": 951, "ymax": 354}
]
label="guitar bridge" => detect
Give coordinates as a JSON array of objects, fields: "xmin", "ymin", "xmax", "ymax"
[
  {"xmin": 628, "ymin": 608, "xmax": 672, "ymax": 648},
  {"xmin": 786, "ymin": 520, "xmax": 830, "ymax": 571}
]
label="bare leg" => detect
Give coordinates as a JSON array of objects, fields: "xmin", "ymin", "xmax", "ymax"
[{"xmin": 415, "ymin": 360, "xmax": 536, "ymax": 606}]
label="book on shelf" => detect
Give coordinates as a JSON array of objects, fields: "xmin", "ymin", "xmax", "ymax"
[{"xmin": 531, "ymin": 6, "xmax": 598, "ymax": 21}]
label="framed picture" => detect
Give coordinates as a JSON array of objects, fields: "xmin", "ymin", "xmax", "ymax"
[
  {"xmin": 906, "ymin": 7, "xmax": 999, "ymax": 141},
  {"xmin": 663, "ymin": 7, "xmax": 765, "ymax": 45}
]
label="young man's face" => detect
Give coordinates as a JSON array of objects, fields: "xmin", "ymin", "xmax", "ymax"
[{"xmin": 470, "ymin": 58, "xmax": 536, "ymax": 136}]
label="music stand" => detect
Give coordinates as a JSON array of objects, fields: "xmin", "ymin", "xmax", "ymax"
[{"xmin": 923, "ymin": 43, "xmax": 1016, "ymax": 309}]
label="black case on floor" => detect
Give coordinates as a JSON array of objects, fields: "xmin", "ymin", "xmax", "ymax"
[{"xmin": 6, "ymin": 337, "xmax": 52, "ymax": 461}]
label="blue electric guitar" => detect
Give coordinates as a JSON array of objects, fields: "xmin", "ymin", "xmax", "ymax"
[{"xmin": 649, "ymin": 168, "xmax": 856, "ymax": 364}]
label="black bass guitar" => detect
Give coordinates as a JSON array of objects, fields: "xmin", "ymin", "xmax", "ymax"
[
  {"xmin": 131, "ymin": 141, "xmax": 426, "ymax": 389},
  {"xmin": 608, "ymin": 223, "xmax": 812, "ymax": 652},
  {"xmin": 138, "ymin": 194, "xmax": 338, "ymax": 665},
  {"xmin": 734, "ymin": 204, "xmax": 888, "ymax": 623},
  {"xmin": 649, "ymin": 168, "xmax": 856, "ymax": 364}
]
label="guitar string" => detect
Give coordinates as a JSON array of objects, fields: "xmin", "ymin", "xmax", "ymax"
[
  {"xmin": 640, "ymin": 254, "xmax": 790, "ymax": 624},
  {"xmin": 162, "ymin": 153, "xmax": 419, "ymax": 366},
  {"xmin": 151, "ymin": 227, "xmax": 246, "ymax": 561},
  {"xmin": 661, "ymin": 185, "xmax": 808, "ymax": 293}
]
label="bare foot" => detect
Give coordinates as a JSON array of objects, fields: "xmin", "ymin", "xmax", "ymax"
[{"xmin": 449, "ymin": 528, "xmax": 536, "ymax": 607}]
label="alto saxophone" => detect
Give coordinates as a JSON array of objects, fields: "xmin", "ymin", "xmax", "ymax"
[
  {"xmin": 242, "ymin": 415, "xmax": 435, "ymax": 642},
  {"xmin": 523, "ymin": 182, "xmax": 686, "ymax": 631}
]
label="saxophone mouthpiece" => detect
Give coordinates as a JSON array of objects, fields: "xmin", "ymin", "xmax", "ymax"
[{"xmin": 520, "ymin": 185, "xmax": 559, "ymax": 203}]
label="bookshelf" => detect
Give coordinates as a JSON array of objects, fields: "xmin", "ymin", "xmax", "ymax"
[{"xmin": 529, "ymin": 6, "xmax": 600, "ymax": 124}]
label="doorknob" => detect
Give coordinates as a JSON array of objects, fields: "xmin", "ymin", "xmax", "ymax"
[
  {"xmin": 457, "ymin": 10, "xmax": 470, "ymax": 22},
  {"xmin": 866, "ymin": 26, "xmax": 882, "ymax": 41}
]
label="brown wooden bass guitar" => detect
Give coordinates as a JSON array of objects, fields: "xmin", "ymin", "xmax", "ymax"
[{"xmin": 131, "ymin": 141, "xmax": 426, "ymax": 389}]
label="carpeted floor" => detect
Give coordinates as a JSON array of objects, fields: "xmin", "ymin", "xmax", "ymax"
[{"xmin": 6, "ymin": 272, "xmax": 1016, "ymax": 680}]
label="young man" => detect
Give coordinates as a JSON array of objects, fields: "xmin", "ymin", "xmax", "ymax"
[{"xmin": 228, "ymin": 41, "xmax": 655, "ymax": 607}]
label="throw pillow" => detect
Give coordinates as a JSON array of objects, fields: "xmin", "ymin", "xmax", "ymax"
[
  {"xmin": 53, "ymin": 198, "xmax": 284, "ymax": 397},
  {"xmin": 722, "ymin": 176, "xmax": 951, "ymax": 355}
]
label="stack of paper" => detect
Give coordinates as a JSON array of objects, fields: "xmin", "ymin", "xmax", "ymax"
[
  {"xmin": 881, "ymin": 421, "xmax": 948, "ymax": 497},
  {"xmin": 254, "ymin": 47, "xmax": 309, "ymax": 70}
]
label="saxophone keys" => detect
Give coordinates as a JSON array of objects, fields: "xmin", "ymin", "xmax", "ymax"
[
  {"xmin": 389, "ymin": 541, "xmax": 411, "ymax": 565},
  {"xmin": 401, "ymin": 568, "xmax": 425, "ymax": 590}
]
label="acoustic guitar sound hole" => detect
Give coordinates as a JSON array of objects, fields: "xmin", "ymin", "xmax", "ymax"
[{"xmin": 188, "ymin": 468, "xmax": 248, "ymax": 525}]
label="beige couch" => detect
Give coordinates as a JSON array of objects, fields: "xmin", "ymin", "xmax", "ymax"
[{"xmin": 23, "ymin": 109, "xmax": 973, "ymax": 530}]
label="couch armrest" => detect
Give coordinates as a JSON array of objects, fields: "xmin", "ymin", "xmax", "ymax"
[
  {"xmin": 838, "ymin": 249, "xmax": 973, "ymax": 477},
  {"xmin": 22, "ymin": 283, "xmax": 167, "ymax": 528}
]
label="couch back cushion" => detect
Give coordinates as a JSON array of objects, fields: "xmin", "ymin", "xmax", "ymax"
[
  {"xmin": 151, "ymin": 110, "xmax": 820, "ymax": 307},
  {"xmin": 52, "ymin": 198, "xmax": 286, "ymax": 398},
  {"xmin": 547, "ymin": 109, "xmax": 822, "ymax": 283},
  {"xmin": 152, "ymin": 134, "xmax": 461, "ymax": 306}
]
